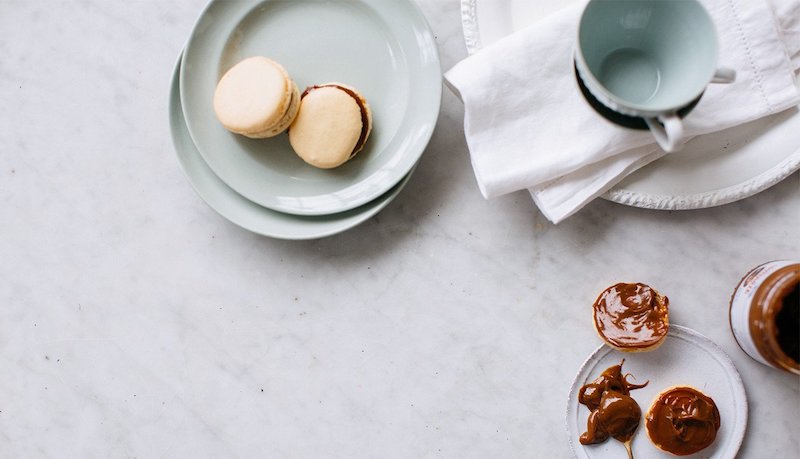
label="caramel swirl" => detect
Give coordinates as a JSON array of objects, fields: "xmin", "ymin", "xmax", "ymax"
[
  {"xmin": 645, "ymin": 387, "xmax": 721, "ymax": 456},
  {"xmin": 593, "ymin": 283, "xmax": 669, "ymax": 349},
  {"xmin": 579, "ymin": 360, "xmax": 648, "ymax": 446}
]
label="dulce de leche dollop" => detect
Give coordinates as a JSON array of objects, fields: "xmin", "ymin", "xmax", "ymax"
[
  {"xmin": 579, "ymin": 360, "xmax": 648, "ymax": 445},
  {"xmin": 593, "ymin": 283, "xmax": 670, "ymax": 351},
  {"xmin": 645, "ymin": 386, "xmax": 721, "ymax": 456}
]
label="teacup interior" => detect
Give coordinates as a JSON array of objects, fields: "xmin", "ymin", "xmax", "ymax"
[{"xmin": 579, "ymin": 0, "xmax": 718, "ymax": 111}]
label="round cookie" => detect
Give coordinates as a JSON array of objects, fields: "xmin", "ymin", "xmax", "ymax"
[
  {"xmin": 592, "ymin": 282, "xmax": 669, "ymax": 352},
  {"xmin": 213, "ymin": 56, "xmax": 300, "ymax": 139},
  {"xmin": 646, "ymin": 386, "xmax": 721, "ymax": 456},
  {"xmin": 289, "ymin": 83, "xmax": 372, "ymax": 169}
]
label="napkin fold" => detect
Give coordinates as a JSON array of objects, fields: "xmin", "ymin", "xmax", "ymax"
[{"xmin": 445, "ymin": 0, "xmax": 800, "ymax": 223}]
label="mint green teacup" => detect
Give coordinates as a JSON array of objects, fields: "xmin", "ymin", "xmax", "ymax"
[{"xmin": 575, "ymin": 0, "xmax": 735, "ymax": 152}]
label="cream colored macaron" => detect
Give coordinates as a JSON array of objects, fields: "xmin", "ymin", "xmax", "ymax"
[
  {"xmin": 288, "ymin": 83, "xmax": 372, "ymax": 169},
  {"xmin": 213, "ymin": 56, "xmax": 300, "ymax": 138}
]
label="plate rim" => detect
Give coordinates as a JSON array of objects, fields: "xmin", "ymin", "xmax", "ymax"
[
  {"xmin": 180, "ymin": 0, "xmax": 441, "ymax": 216},
  {"xmin": 460, "ymin": 0, "xmax": 483, "ymax": 55},
  {"xmin": 564, "ymin": 324, "xmax": 747, "ymax": 459},
  {"xmin": 459, "ymin": 0, "xmax": 800, "ymax": 210},
  {"xmin": 170, "ymin": 52, "xmax": 416, "ymax": 240}
]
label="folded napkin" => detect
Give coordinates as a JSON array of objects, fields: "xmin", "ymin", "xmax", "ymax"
[{"xmin": 445, "ymin": 0, "xmax": 800, "ymax": 223}]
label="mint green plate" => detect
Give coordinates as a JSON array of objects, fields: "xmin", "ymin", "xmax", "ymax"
[
  {"xmin": 180, "ymin": 0, "xmax": 440, "ymax": 216},
  {"xmin": 171, "ymin": 54, "xmax": 416, "ymax": 240}
]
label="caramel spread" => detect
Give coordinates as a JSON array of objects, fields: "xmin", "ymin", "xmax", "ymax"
[
  {"xmin": 581, "ymin": 391, "xmax": 642, "ymax": 445},
  {"xmin": 301, "ymin": 84, "xmax": 369, "ymax": 156},
  {"xmin": 730, "ymin": 262, "xmax": 800, "ymax": 374},
  {"xmin": 646, "ymin": 386, "xmax": 720, "ymax": 456},
  {"xmin": 579, "ymin": 361, "xmax": 648, "ymax": 445},
  {"xmin": 594, "ymin": 283, "xmax": 669, "ymax": 349},
  {"xmin": 776, "ymin": 281, "xmax": 800, "ymax": 363}
]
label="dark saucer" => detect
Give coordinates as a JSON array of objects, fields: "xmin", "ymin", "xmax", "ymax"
[{"xmin": 574, "ymin": 62, "xmax": 703, "ymax": 130}]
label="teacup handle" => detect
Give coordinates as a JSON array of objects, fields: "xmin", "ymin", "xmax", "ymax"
[
  {"xmin": 645, "ymin": 114, "xmax": 684, "ymax": 153},
  {"xmin": 712, "ymin": 66, "xmax": 736, "ymax": 84}
]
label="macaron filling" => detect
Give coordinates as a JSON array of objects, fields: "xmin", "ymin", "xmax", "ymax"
[{"xmin": 301, "ymin": 84, "xmax": 370, "ymax": 156}]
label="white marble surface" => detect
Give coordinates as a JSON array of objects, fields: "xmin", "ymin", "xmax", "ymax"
[{"xmin": 0, "ymin": 0, "xmax": 798, "ymax": 457}]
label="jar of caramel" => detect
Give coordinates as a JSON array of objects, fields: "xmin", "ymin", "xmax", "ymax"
[{"xmin": 729, "ymin": 260, "xmax": 799, "ymax": 375}]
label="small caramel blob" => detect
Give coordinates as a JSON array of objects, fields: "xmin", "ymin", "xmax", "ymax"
[
  {"xmin": 579, "ymin": 360, "xmax": 648, "ymax": 411},
  {"xmin": 580, "ymin": 390, "xmax": 642, "ymax": 444},
  {"xmin": 646, "ymin": 386, "xmax": 721, "ymax": 456},
  {"xmin": 579, "ymin": 360, "xmax": 648, "ymax": 446}
]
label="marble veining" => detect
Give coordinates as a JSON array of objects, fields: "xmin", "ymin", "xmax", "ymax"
[{"xmin": 0, "ymin": 0, "xmax": 798, "ymax": 457}]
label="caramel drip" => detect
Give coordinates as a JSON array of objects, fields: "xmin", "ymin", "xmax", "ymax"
[
  {"xmin": 579, "ymin": 360, "xmax": 648, "ymax": 446},
  {"xmin": 580, "ymin": 391, "xmax": 642, "ymax": 444},
  {"xmin": 594, "ymin": 283, "xmax": 669, "ymax": 348},
  {"xmin": 645, "ymin": 387, "xmax": 720, "ymax": 455},
  {"xmin": 579, "ymin": 361, "xmax": 649, "ymax": 411},
  {"xmin": 301, "ymin": 84, "xmax": 369, "ymax": 156}
]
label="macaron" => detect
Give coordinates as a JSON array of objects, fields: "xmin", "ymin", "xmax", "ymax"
[
  {"xmin": 592, "ymin": 282, "xmax": 670, "ymax": 352},
  {"xmin": 213, "ymin": 56, "xmax": 300, "ymax": 139},
  {"xmin": 645, "ymin": 386, "xmax": 721, "ymax": 456},
  {"xmin": 288, "ymin": 83, "xmax": 372, "ymax": 169}
]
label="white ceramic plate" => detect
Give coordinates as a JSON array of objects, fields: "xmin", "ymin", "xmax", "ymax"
[
  {"xmin": 566, "ymin": 325, "xmax": 747, "ymax": 459},
  {"xmin": 171, "ymin": 54, "xmax": 415, "ymax": 240},
  {"xmin": 181, "ymin": 0, "xmax": 440, "ymax": 215},
  {"xmin": 461, "ymin": 0, "xmax": 800, "ymax": 210}
]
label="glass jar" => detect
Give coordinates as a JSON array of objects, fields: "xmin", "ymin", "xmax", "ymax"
[{"xmin": 729, "ymin": 260, "xmax": 799, "ymax": 375}]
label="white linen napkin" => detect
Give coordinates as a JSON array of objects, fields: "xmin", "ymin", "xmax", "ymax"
[{"xmin": 445, "ymin": 0, "xmax": 800, "ymax": 223}]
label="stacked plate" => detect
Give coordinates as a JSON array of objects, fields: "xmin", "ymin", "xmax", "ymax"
[{"xmin": 170, "ymin": 0, "xmax": 441, "ymax": 239}]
